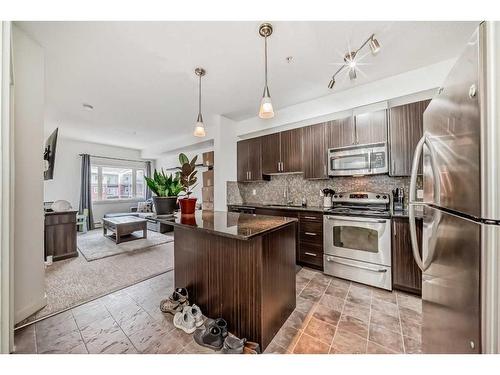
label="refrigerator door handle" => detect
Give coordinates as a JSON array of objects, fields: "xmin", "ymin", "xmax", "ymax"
[{"xmin": 409, "ymin": 133, "xmax": 441, "ymax": 271}]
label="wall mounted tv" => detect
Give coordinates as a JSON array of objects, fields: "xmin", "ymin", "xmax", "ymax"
[{"xmin": 43, "ymin": 128, "xmax": 58, "ymax": 180}]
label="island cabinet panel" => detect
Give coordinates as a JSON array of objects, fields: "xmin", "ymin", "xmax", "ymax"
[
  {"xmin": 280, "ymin": 128, "xmax": 303, "ymax": 173},
  {"xmin": 261, "ymin": 133, "xmax": 281, "ymax": 174},
  {"xmin": 389, "ymin": 99, "xmax": 430, "ymax": 176},
  {"xmin": 326, "ymin": 116, "xmax": 355, "ymax": 148},
  {"xmin": 392, "ymin": 217, "xmax": 423, "ymax": 295},
  {"xmin": 174, "ymin": 223, "xmax": 296, "ymax": 350},
  {"xmin": 237, "ymin": 137, "xmax": 262, "ymax": 182},
  {"xmin": 355, "ymin": 109, "xmax": 388, "ymax": 145},
  {"xmin": 303, "ymin": 123, "xmax": 327, "ymax": 179}
]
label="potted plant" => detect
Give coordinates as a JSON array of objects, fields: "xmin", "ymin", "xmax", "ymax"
[
  {"xmin": 178, "ymin": 153, "xmax": 198, "ymax": 215},
  {"xmin": 144, "ymin": 169, "xmax": 182, "ymax": 215}
]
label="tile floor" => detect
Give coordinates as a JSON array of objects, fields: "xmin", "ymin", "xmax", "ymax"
[{"xmin": 14, "ymin": 267, "xmax": 422, "ymax": 354}]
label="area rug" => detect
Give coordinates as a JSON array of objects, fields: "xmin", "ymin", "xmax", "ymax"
[{"xmin": 77, "ymin": 229, "xmax": 174, "ymax": 261}]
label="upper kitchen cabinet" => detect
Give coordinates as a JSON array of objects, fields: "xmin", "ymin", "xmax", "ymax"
[
  {"xmin": 237, "ymin": 137, "xmax": 262, "ymax": 182},
  {"xmin": 354, "ymin": 109, "xmax": 388, "ymax": 145},
  {"xmin": 303, "ymin": 123, "xmax": 327, "ymax": 179},
  {"xmin": 388, "ymin": 99, "xmax": 430, "ymax": 176},
  {"xmin": 261, "ymin": 133, "xmax": 281, "ymax": 174},
  {"xmin": 280, "ymin": 128, "xmax": 303, "ymax": 173},
  {"xmin": 261, "ymin": 129, "xmax": 303, "ymax": 175},
  {"xmin": 326, "ymin": 116, "xmax": 355, "ymax": 148}
]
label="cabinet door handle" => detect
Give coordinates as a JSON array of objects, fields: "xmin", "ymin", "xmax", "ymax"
[
  {"xmin": 281, "ymin": 162, "xmax": 284, "ymax": 172},
  {"xmin": 304, "ymin": 232, "xmax": 317, "ymax": 236},
  {"xmin": 303, "ymin": 216, "xmax": 317, "ymax": 220},
  {"xmin": 304, "ymin": 252, "xmax": 317, "ymax": 257}
]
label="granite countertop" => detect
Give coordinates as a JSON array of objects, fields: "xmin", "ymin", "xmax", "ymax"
[
  {"xmin": 160, "ymin": 210, "xmax": 297, "ymax": 240},
  {"xmin": 227, "ymin": 203, "xmax": 325, "ymax": 213}
]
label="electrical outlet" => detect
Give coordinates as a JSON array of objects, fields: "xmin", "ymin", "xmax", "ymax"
[
  {"xmin": 417, "ymin": 189, "xmax": 424, "ymax": 199},
  {"xmin": 252, "ymin": 189, "xmax": 256, "ymax": 196}
]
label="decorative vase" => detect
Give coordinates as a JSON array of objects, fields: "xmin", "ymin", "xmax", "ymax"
[
  {"xmin": 179, "ymin": 197, "xmax": 197, "ymax": 215},
  {"xmin": 153, "ymin": 196, "xmax": 178, "ymax": 215}
]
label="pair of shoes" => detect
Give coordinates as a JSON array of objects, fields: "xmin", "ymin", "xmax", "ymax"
[
  {"xmin": 160, "ymin": 287, "xmax": 189, "ymax": 314},
  {"xmin": 194, "ymin": 318, "xmax": 228, "ymax": 350},
  {"xmin": 222, "ymin": 334, "xmax": 247, "ymax": 354},
  {"xmin": 173, "ymin": 304, "xmax": 204, "ymax": 334},
  {"xmin": 242, "ymin": 341, "xmax": 261, "ymax": 354}
]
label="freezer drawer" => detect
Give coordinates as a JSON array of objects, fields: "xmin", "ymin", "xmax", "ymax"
[
  {"xmin": 324, "ymin": 255, "xmax": 392, "ymax": 290},
  {"xmin": 421, "ymin": 206, "xmax": 481, "ymax": 353}
]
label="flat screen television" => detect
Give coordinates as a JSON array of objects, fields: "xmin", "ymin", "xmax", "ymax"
[{"xmin": 43, "ymin": 128, "xmax": 58, "ymax": 180}]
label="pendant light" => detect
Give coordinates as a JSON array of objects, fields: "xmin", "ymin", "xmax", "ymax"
[
  {"xmin": 258, "ymin": 23, "xmax": 274, "ymax": 119},
  {"xmin": 193, "ymin": 67, "xmax": 206, "ymax": 137}
]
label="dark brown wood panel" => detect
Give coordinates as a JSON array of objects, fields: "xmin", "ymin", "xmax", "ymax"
[
  {"xmin": 237, "ymin": 140, "xmax": 249, "ymax": 182},
  {"xmin": 247, "ymin": 137, "xmax": 262, "ymax": 181},
  {"xmin": 355, "ymin": 109, "xmax": 387, "ymax": 145},
  {"xmin": 326, "ymin": 116, "xmax": 355, "ymax": 148},
  {"xmin": 280, "ymin": 128, "xmax": 303, "ymax": 173},
  {"xmin": 392, "ymin": 217, "xmax": 423, "ymax": 295},
  {"xmin": 174, "ymin": 223, "xmax": 296, "ymax": 350},
  {"xmin": 389, "ymin": 100, "xmax": 430, "ymax": 176},
  {"xmin": 261, "ymin": 133, "xmax": 281, "ymax": 174},
  {"xmin": 302, "ymin": 123, "xmax": 327, "ymax": 179},
  {"xmin": 299, "ymin": 220, "xmax": 323, "ymax": 245},
  {"xmin": 202, "ymin": 151, "xmax": 214, "ymax": 168},
  {"xmin": 299, "ymin": 242, "xmax": 323, "ymax": 269}
]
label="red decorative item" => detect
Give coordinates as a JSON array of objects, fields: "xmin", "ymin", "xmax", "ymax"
[{"xmin": 179, "ymin": 197, "xmax": 197, "ymax": 215}]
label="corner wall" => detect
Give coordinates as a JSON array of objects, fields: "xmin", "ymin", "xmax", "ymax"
[{"xmin": 12, "ymin": 25, "xmax": 46, "ymax": 324}]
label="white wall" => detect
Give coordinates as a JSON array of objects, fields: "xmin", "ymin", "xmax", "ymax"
[
  {"xmin": 12, "ymin": 25, "xmax": 46, "ymax": 324},
  {"xmin": 43, "ymin": 136, "xmax": 147, "ymax": 223},
  {"xmin": 155, "ymin": 144, "xmax": 213, "ymax": 204},
  {"xmin": 213, "ymin": 116, "xmax": 237, "ymax": 211}
]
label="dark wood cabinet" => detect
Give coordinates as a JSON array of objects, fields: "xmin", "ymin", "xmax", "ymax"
[
  {"xmin": 281, "ymin": 128, "xmax": 303, "ymax": 173},
  {"xmin": 389, "ymin": 100, "xmax": 430, "ymax": 176},
  {"xmin": 44, "ymin": 210, "xmax": 78, "ymax": 261},
  {"xmin": 326, "ymin": 116, "xmax": 355, "ymax": 148},
  {"xmin": 355, "ymin": 109, "xmax": 387, "ymax": 145},
  {"xmin": 302, "ymin": 123, "xmax": 327, "ymax": 179},
  {"xmin": 237, "ymin": 138, "xmax": 262, "ymax": 182},
  {"xmin": 261, "ymin": 133, "xmax": 281, "ymax": 174},
  {"xmin": 392, "ymin": 217, "xmax": 423, "ymax": 295}
]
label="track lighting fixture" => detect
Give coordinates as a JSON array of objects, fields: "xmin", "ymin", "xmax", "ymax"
[
  {"xmin": 327, "ymin": 33, "xmax": 381, "ymax": 89},
  {"xmin": 258, "ymin": 22, "xmax": 274, "ymax": 119}
]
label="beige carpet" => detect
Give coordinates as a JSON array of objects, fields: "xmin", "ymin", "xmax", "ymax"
[
  {"xmin": 78, "ymin": 229, "xmax": 174, "ymax": 261},
  {"xmin": 17, "ymin": 240, "xmax": 175, "ymax": 326}
]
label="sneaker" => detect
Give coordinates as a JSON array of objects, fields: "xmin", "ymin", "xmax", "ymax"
[
  {"xmin": 159, "ymin": 288, "xmax": 189, "ymax": 314},
  {"xmin": 194, "ymin": 324, "xmax": 224, "ymax": 350},
  {"xmin": 187, "ymin": 304, "xmax": 204, "ymax": 327},
  {"xmin": 173, "ymin": 306, "xmax": 197, "ymax": 334},
  {"xmin": 204, "ymin": 317, "xmax": 228, "ymax": 338},
  {"xmin": 222, "ymin": 334, "xmax": 247, "ymax": 354}
]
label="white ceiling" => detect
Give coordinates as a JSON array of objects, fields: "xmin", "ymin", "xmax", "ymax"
[{"xmin": 18, "ymin": 21, "xmax": 478, "ymax": 151}]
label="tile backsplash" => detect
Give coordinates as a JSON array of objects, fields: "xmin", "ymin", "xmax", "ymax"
[{"xmin": 227, "ymin": 174, "xmax": 422, "ymax": 208}]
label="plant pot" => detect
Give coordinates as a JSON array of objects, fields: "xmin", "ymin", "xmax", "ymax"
[
  {"xmin": 153, "ymin": 196, "xmax": 178, "ymax": 215},
  {"xmin": 179, "ymin": 197, "xmax": 197, "ymax": 215}
]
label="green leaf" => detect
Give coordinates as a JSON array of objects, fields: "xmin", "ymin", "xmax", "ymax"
[{"xmin": 179, "ymin": 153, "xmax": 189, "ymax": 165}]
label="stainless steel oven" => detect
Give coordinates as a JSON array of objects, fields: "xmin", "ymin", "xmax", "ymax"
[
  {"xmin": 323, "ymin": 214, "xmax": 392, "ymax": 290},
  {"xmin": 328, "ymin": 142, "xmax": 388, "ymax": 177}
]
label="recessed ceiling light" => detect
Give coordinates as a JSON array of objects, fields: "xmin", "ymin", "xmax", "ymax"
[
  {"xmin": 286, "ymin": 56, "xmax": 293, "ymax": 64},
  {"xmin": 82, "ymin": 103, "xmax": 94, "ymax": 111}
]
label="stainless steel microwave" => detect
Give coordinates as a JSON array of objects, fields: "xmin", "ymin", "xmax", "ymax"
[{"xmin": 328, "ymin": 142, "xmax": 388, "ymax": 177}]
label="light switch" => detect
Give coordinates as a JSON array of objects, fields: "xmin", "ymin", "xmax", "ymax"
[{"xmin": 417, "ymin": 189, "xmax": 424, "ymax": 199}]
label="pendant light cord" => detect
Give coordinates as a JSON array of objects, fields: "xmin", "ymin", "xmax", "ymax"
[
  {"xmin": 198, "ymin": 73, "xmax": 202, "ymax": 116},
  {"xmin": 264, "ymin": 36, "xmax": 268, "ymax": 88}
]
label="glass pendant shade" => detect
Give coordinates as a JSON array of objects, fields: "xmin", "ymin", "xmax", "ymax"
[
  {"xmin": 193, "ymin": 113, "xmax": 206, "ymax": 137},
  {"xmin": 259, "ymin": 87, "xmax": 274, "ymax": 119}
]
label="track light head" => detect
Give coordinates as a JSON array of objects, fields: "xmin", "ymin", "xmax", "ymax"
[
  {"xmin": 369, "ymin": 37, "xmax": 381, "ymax": 55},
  {"xmin": 328, "ymin": 78, "xmax": 335, "ymax": 89}
]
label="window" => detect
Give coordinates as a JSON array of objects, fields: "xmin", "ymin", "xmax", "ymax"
[{"xmin": 91, "ymin": 159, "xmax": 147, "ymax": 202}]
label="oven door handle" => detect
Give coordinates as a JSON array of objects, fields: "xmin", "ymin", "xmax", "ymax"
[
  {"xmin": 325, "ymin": 256, "xmax": 387, "ymax": 273},
  {"xmin": 325, "ymin": 216, "xmax": 387, "ymax": 224}
]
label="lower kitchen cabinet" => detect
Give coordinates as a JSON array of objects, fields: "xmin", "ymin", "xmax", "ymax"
[{"xmin": 391, "ymin": 217, "xmax": 423, "ymax": 295}]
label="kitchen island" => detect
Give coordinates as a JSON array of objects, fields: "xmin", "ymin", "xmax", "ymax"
[{"xmin": 165, "ymin": 210, "xmax": 297, "ymax": 350}]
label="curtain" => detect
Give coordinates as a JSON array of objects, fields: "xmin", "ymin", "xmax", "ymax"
[
  {"xmin": 145, "ymin": 160, "xmax": 152, "ymax": 200},
  {"xmin": 79, "ymin": 154, "xmax": 95, "ymax": 230}
]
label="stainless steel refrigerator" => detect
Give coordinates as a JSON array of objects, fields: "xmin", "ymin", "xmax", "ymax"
[{"xmin": 409, "ymin": 21, "xmax": 500, "ymax": 354}]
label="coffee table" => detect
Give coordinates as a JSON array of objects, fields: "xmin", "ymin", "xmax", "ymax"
[{"xmin": 102, "ymin": 216, "xmax": 147, "ymax": 244}]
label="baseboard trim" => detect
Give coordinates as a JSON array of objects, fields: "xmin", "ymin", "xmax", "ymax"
[{"xmin": 14, "ymin": 294, "xmax": 47, "ymax": 325}]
